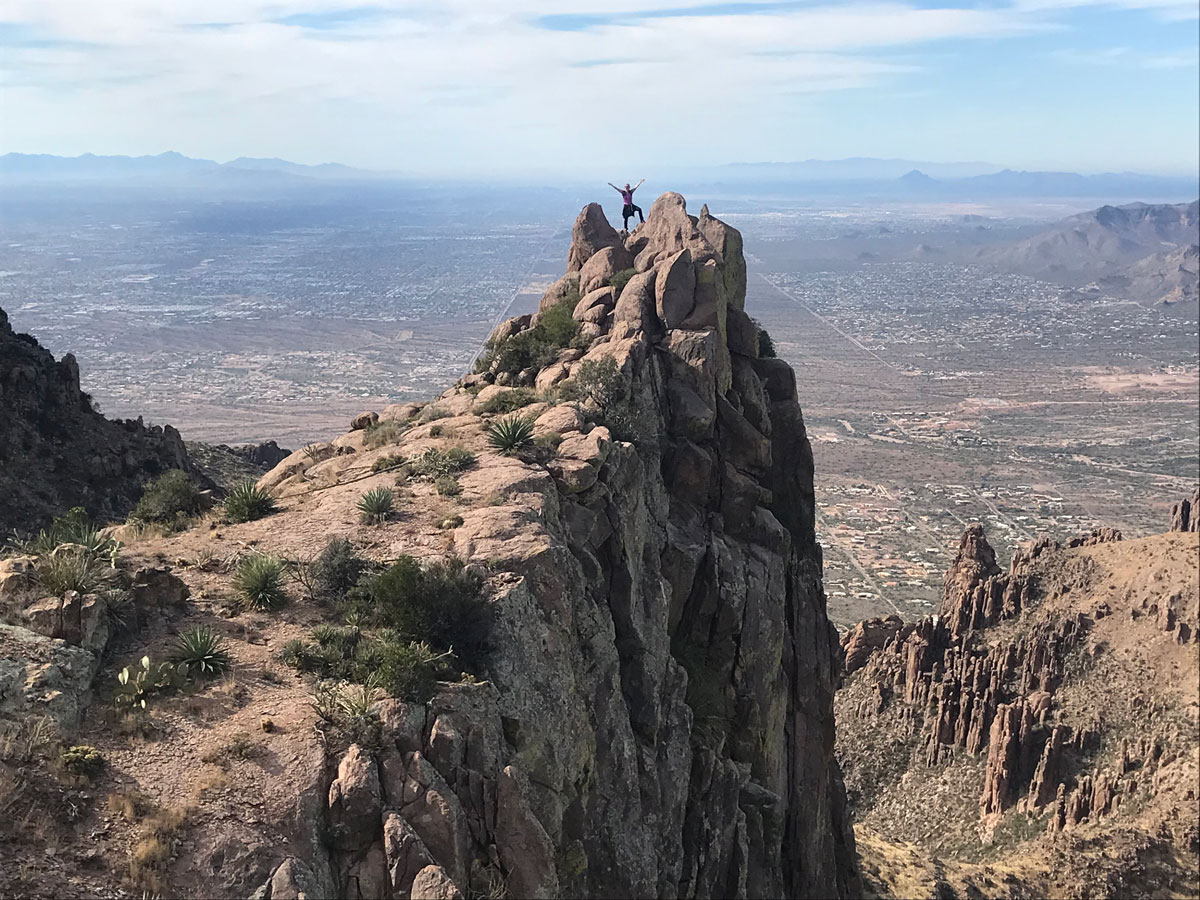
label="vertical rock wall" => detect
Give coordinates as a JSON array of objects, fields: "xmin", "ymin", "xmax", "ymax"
[{"xmin": 265, "ymin": 195, "xmax": 859, "ymax": 900}]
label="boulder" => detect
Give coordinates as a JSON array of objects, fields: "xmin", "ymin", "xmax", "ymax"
[
  {"xmin": 566, "ymin": 204, "xmax": 624, "ymax": 273},
  {"xmin": 0, "ymin": 622, "xmax": 101, "ymax": 730},
  {"xmin": 267, "ymin": 858, "xmax": 327, "ymax": 900},
  {"xmin": 485, "ymin": 314, "xmax": 532, "ymax": 346},
  {"xmin": 537, "ymin": 273, "xmax": 582, "ymax": 314},
  {"xmin": 655, "ymin": 249, "xmax": 697, "ymax": 329},
  {"xmin": 0, "ymin": 556, "xmax": 35, "ymax": 600},
  {"xmin": 697, "ymin": 203, "xmax": 747, "ymax": 309},
  {"xmin": 328, "ymin": 744, "xmax": 383, "ymax": 851},
  {"xmin": 534, "ymin": 363, "xmax": 570, "ymax": 393},
  {"xmin": 611, "ymin": 270, "xmax": 658, "ymax": 337},
  {"xmin": 410, "ymin": 865, "xmax": 463, "ymax": 900},
  {"xmin": 574, "ymin": 286, "xmax": 616, "ymax": 324},
  {"xmin": 579, "ymin": 245, "xmax": 634, "ymax": 296},
  {"xmin": 383, "ymin": 811, "xmax": 434, "ymax": 898},
  {"xmin": 533, "ymin": 405, "xmax": 583, "ymax": 438},
  {"xmin": 350, "ymin": 411, "xmax": 379, "ymax": 431},
  {"xmin": 399, "ymin": 753, "xmax": 471, "ymax": 888},
  {"xmin": 548, "ymin": 427, "xmax": 612, "ymax": 493},
  {"xmin": 24, "ymin": 591, "xmax": 110, "ymax": 656}
]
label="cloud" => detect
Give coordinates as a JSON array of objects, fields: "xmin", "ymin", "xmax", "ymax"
[
  {"xmin": 0, "ymin": 1, "xmax": 1194, "ymax": 173},
  {"xmin": 1053, "ymin": 45, "xmax": 1200, "ymax": 67}
]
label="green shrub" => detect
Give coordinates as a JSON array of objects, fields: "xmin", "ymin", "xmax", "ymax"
[
  {"xmin": 224, "ymin": 481, "xmax": 277, "ymax": 524},
  {"xmin": 169, "ymin": 626, "xmax": 233, "ymax": 678},
  {"xmin": 347, "ymin": 556, "xmax": 488, "ymax": 667},
  {"xmin": 475, "ymin": 387, "xmax": 537, "ymax": 415},
  {"xmin": 485, "ymin": 415, "xmax": 535, "ymax": 454},
  {"xmin": 438, "ymin": 514, "xmax": 464, "ymax": 530},
  {"xmin": 558, "ymin": 357, "xmax": 623, "ymax": 407},
  {"xmin": 409, "ymin": 446, "xmax": 476, "ymax": 478},
  {"xmin": 358, "ymin": 487, "xmax": 395, "ymax": 524},
  {"xmin": 371, "ymin": 453, "xmax": 408, "ymax": 474},
  {"xmin": 434, "ymin": 475, "xmax": 462, "ymax": 497},
  {"xmin": 609, "ymin": 267, "xmax": 637, "ymax": 298},
  {"xmin": 417, "ymin": 405, "xmax": 451, "ymax": 424},
  {"xmin": 34, "ymin": 549, "xmax": 107, "ymax": 595},
  {"xmin": 131, "ymin": 470, "xmax": 205, "ymax": 526},
  {"xmin": 474, "ymin": 292, "xmax": 581, "ymax": 378},
  {"xmin": 310, "ymin": 538, "xmax": 366, "ymax": 603},
  {"xmin": 311, "ymin": 624, "xmax": 359, "ymax": 654},
  {"xmin": 231, "ymin": 554, "xmax": 288, "ymax": 611},
  {"xmin": 363, "ymin": 419, "xmax": 407, "ymax": 449},
  {"xmin": 753, "ymin": 318, "xmax": 776, "ymax": 358},
  {"xmin": 279, "ymin": 638, "xmax": 315, "ymax": 671},
  {"xmin": 374, "ymin": 640, "xmax": 448, "ymax": 702},
  {"xmin": 59, "ymin": 745, "xmax": 105, "ymax": 778}
]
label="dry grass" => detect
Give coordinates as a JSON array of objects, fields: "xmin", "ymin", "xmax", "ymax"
[{"xmin": 128, "ymin": 803, "xmax": 189, "ymax": 894}]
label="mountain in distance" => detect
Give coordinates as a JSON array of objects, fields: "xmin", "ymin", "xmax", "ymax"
[
  {"xmin": 976, "ymin": 200, "xmax": 1199, "ymax": 308},
  {"xmin": 718, "ymin": 157, "xmax": 1001, "ymax": 180},
  {"xmin": 896, "ymin": 168, "xmax": 1199, "ymax": 200},
  {"xmin": 0, "ymin": 151, "xmax": 377, "ymax": 182}
]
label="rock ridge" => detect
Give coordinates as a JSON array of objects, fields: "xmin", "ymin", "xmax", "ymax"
[
  {"xmin": 255, "ymin": 194, "xmax": 859, "ymax": 899},
  {"xmin": 0, "ymin": 307, "xmax": 201, "ymax": 533}
]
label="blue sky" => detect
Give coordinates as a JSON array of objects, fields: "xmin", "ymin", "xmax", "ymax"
[{"xmin": 0, "ymin": 1, "xmax": 1196, "ymax": 176}]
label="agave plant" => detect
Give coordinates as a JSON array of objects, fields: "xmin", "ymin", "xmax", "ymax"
[
  {"xmin": 357, "ymin": 487, "xmax": 394, "ymax": 524},
  {"xmin": 231, "ymin": 554, "xmax": 288, "ymax": 611},
  {"xmin": 224, "ymin": 481, "xmax": 277, "ymax": 524},
  {"xmin": 484, "ymin": 415, "xmax": 535, "ymax": 454},
  {"xmin": 170, "ymin": 626, "xmax": 233, "ymax": 678}
]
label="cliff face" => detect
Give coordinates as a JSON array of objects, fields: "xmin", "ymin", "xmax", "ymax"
[
  {"xmin": 837, "ymin": 517, "xmax": 1199, "ymax": 899},
  {"xmin": 0, "ymin": 308, "xmax": 193, "ymax": 533},
  {"xmin": 255, "ymin": 194, "xmax": 858, "ymax": 898},
  {"xmin": 0, "ymin": 196, "xmax": 857, "ymax": 899}
]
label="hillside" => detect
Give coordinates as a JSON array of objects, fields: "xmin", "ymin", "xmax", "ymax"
[
  {"xmin": 837, "ymin": 508, "xmax": 1200, "ymax": 899},
  {"xmin": 0, "ymin": 307, "xmax": 202, "ymax": 534},
  {"xmin": 976, "ymin": 200, "xmax": 1199, "ymax": 307},
  {"xmin": 0, "ymin": 195, "xmax": 859, "ymax": 898}
]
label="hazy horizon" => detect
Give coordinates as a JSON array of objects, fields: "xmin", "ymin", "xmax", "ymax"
[{"xmin": 2, "ymin": 1, "xmax": 1197, "ymax": 178}]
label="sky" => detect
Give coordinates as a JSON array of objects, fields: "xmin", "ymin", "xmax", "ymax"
[{"xmin": 0, "ymin": 0, "xmax": 1197, "ymax": 177}]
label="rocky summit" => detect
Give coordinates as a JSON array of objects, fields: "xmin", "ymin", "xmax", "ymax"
[
  {"xmin": 0, "ymin": 307, "xmax": 198, "ymax": 534},
  {"xmin": 0, "ymin": 195, "xmax": 859, "ymax": 899}
]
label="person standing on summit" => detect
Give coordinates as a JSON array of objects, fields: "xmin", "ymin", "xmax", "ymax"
[{"xmin": 608, "ymin": 179, "xmax": 645, "ymax": 230}]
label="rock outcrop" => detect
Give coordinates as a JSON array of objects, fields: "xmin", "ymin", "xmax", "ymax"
[
  {"xmin": 0, "ymin": 307, "xmax": 199, "ymax": 533},
  {"xmin": 837, "ymin": 523, "xmax": 1200, "ymax": 896},
  {"xmin": 260, "ymin": 195, "xmax": 859, "ymax": 899},
  {"xmin": 1170, "ymin": 487, "xmax": 1200, "ymax": 533}
]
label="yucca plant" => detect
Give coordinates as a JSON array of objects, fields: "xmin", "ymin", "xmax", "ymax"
[
  {"xmin": 357, "ymin": 487, "xmax": 394, "ymax": 524},
  {"xmin": 279, "ymin": 638, "xmax": 315, "ymax": 671},
  {"xmin": 170, "ymin": 626, "xmax": 233, "ymax": 678},
  {"xmin": 224, "ymin": 481, "xmax": 277, "ymax": 524},
  {"xmin": 34, "ymin": 549, "xmax": 107, "ymax": 595},
  {"xmin": 231, "ymin": 554, "xmax": 288, "ymax": 611},
  {"xmin": 485, "ymin": 415, "xmax": 535, "ymax": 454},
  {"xmin": 409, "ymin": 446, "xmax": 476, "ymax": 478}
]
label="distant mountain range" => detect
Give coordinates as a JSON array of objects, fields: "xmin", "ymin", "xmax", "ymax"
[
  {"xmin": 718, "ymin": 157, "xmax": 1001, "ymax": 180},
  {"xmin": 0, "ymin": 151, "xmax": 374, "ymax": 181},
  {"xmin": 976, "ymin": 200, "xmax": 1199, "ymax": 307},
  {"xmin": 896, "ymin": 168, "xmax": 1199, "ymax": 200},
  {"xmin": 4, "ymin": 153, "xmax": 1197, "ymax": 201}
]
